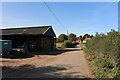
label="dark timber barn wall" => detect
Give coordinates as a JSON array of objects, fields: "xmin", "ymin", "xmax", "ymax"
[{"xmin": 1, "ymin": 26, "xmax": 56, "ymax": 51}]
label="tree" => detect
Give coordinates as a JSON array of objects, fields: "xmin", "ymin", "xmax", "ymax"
[
  {"xmin": 79, "ymin": 35, "xmax": 83, "ymax": 41},
  {"xmin": 82, "ymin": 34, "xmax": 89, "ymax": 40},
  {"xmin": 56, "ymin": 34, "xmax": 68, "ymax": 42},
  {"xmin": 68, "ymin": 33, "xmax": 77, "ymax": 41},
  {"xmin": 90, "ymin": 35, "xmax": 94, "ymax": 38}
]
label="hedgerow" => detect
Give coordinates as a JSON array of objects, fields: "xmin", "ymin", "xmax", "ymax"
[{"xmin": 84, "ymin": 30, "xmax": 120, "ymax": 78}]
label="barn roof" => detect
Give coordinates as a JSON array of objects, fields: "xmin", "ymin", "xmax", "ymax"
[{"xmin": 0, "ymin": 26, "xmax": 56, "ymax": 37}]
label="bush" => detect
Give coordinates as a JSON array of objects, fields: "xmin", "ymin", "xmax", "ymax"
[
  {"xmin": 56, "ymin": 34, "xmax": 68, "ymax": 43},
  {"xmin": 61, "ymin": 40, "xmax": 75, "ymax": 48},
  {"xmin": 56, "ymin": 42, "xmax": 62, "ymax": 48},
  {"xmin": 84, "ymin": 30, "xmax": 120, "ymax": 78}
]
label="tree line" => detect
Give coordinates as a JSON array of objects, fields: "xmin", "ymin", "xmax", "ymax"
[
  {"xmin": 56, "ymin": 33, "xmax": 93, "ymax": 43},
  {"xmin": 56, "ymin": 33, "xmax": 93, "ymax": 48}
]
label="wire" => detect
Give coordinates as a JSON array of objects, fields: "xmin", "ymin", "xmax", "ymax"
[{"xmin": 42, "ymin": 0, "xmax": 67, "ymax": 30}]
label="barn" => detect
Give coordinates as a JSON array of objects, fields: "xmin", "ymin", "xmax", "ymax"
[{"xmin": 0, "ymin": 26, "xmax": 56, "ymax": 52}]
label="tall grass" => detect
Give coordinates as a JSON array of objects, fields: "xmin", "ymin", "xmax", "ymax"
[{"xmin": 84, "ymin": 30, "xmax": 120, "ymax": 78}]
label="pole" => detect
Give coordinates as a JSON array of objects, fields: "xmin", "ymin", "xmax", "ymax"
[{"xmin": 67, "ymin": 30, "xmax": 69, "ymax": 40}]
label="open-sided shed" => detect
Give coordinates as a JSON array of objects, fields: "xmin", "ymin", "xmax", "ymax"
[{"xmin": 0, "ymin": 26, "xmax": 56, "ymax": 52}]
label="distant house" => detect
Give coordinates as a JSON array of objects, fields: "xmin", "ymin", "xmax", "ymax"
[
  {"xmin": 75, "ymin": 37, "xmax": 82, "ymax": 44},
  {"xmin": 82, "ymin": 36, "xmax": 91, "ymax": 43},
  {"xmin": 0, "ymin": 26, "xmax": 56, "ymax": 52}
]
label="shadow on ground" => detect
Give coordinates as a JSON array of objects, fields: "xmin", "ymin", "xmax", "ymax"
[
  {"xmin": 33, "ymin": 48, "xmax": 81, "ymax": 55},
  {"xmin": 2, "ymin": 64, "xmax": 87, "ymax": 78},
  {"xmin": 1, "ymin": 47, "xmax": 81, "ymax": 59}
]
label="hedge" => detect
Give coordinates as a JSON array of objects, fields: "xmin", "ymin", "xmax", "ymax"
[{"xmin": 84, "ymin": 30, "xmax": 120, "ymax": 78}]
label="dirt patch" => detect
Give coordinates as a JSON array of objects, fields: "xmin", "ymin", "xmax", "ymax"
[
  {"xmin": 1, "ymin": 55, "xmax": 56, "ymax": 67},
  {"xmin": 1, "ymin": 47, "xmax": 93, "ymax": 78}
]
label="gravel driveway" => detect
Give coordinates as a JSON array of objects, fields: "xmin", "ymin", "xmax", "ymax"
[{"xmin": 1, "ymin": 45, "xmax": 92, "ymax": 78}]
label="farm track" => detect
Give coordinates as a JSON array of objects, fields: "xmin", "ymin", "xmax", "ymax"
[{"xmin": 1, "ymin": 45, "xmax": 93, "ymax": 78}]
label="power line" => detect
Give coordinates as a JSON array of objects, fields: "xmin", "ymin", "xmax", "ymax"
[{"xmin": 42, "ymin": 0, "xmax": 68, "ymax": 31}]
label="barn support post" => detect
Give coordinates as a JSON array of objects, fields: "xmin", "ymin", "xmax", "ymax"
[{"xmin": 26, "ymin": 34, "xmax": 29, "ymax": 52}]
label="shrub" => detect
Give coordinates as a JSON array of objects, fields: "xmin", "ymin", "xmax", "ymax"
[
  {"xmin": 56, "ymin": 34, "xmax": 68, "ymax": 42},
  {"xmin": 68, "ymin": 33, "xmax": 77, "ymax": 41},
  {"xmin": 61, "ymin": 40, "xmax": 75, "ymax": 48},
  {"xmin": 84, "ymin": 30, "xmax": 120, "ymax": 78},
  {"xmin": 56, "ymin": 42, "xmax": 62, "ymax": 48}
]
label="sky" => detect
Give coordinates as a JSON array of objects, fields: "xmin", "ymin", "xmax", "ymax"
[{"xmin": 1, "ymin": 2, "xmax": 118, "ymax": 37}]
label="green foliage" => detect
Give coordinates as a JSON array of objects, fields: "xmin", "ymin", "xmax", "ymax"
[
  {"xmin": 68, "ymin": 33, "xmax": 77, "ymax": 41},
  {"xmin": 79, "ymin": 35, "xmax": 83, "ymax": 41},
  {"xmin": 84, "ymin": 30, "xmax": 120, "ymax": 78},
  {"xmin": 61, "ymin": 40, "xmax": 76, "ymax": 48},
  {"xmin": 82, "ymin": 34, "xmax": 90, "ymax": 40},
  {"xmin": 79, "ymin": 34, "xmax": 93, "ymax": 41},
  {"xmin": 56, "ymin": 33, "xmax": 77, "ymax": 48},
  {"xmin": 56, "ymin": 34, "xmax": 68, "ymax": 42}
]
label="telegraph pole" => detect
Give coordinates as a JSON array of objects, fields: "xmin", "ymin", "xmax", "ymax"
[{"xmin": 67, "ymin": 30, "xmax": 69, "ymax": 40}]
